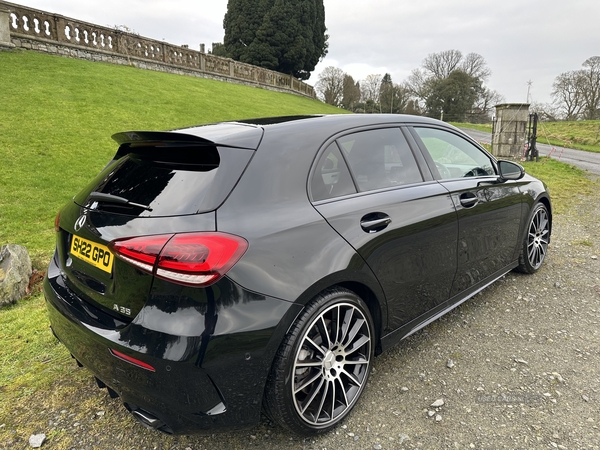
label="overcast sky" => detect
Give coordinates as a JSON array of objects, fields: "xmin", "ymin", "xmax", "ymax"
[{"xmin": 14, "ymin": 0, "xmax": 600, "ymax": 104}]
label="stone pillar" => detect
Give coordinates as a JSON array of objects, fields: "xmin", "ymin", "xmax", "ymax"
[
  {"xmin": 0, "ymin": 6, "xmax": 15, "ymax": 49},
  {"xmin": 491, "ymin": 103, "xmax": 530, "ymax": 159}
]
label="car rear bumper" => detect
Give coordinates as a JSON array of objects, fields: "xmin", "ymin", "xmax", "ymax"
[{"xmin": 43, "ymin": 255, "xmax": 301, "ymax": 433}]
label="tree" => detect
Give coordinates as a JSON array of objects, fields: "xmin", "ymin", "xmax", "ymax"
[
  {"xmin": 223, "ymin": 0, "xmax": 328, "ymax": 80},
  {"xmin": 341, "ymin": 74, "xmax": 361, "ymax": 111},
  {"xmin": 471, "ymin": 87, "xmax": 504, "ymax": 123},
  {"xmin": 530, "ymin": 101, "xmax": 561, "ymax": 122},
  {"xmin": 425, "ymin": 70, "xmax": 481, "ymax": 121},
  {"xmin": 551, "ymin": 57, "xmax": 600, "ymax": 120},
  {"xmin": 210, "ymin": 42, "xmax": 229, "ymax": 57},
  {"xmin": 581, "ymin": 56, "xmax": 600, "ymax": 120},
  {"xmin": 551, "ymin": 71, "xmax": 586, "ymax": 120},
  {"xmin": 422, "ymin": 49, "xmax": 463, "ymax": 79},
  {"xmin": 222, "ymin": 0, "xmax": 268, "ymax": 61},
  {"xmin": 408, "ymin": 50, "xmax": 494, "ymax": 122},
  {"xmin": 461, "ymin": 52, "xmax": 492, "ymax": 80},
  {"xmin": 379, "ymin": 74, "xmax": 410, "ymax": 114},
  {"xmin": 315, "ymin": 66, "xmax": 345, "ymax": 106},
  {"xmin": 360, "ymin": 74, "xmax": 382, "ymax": 112}
]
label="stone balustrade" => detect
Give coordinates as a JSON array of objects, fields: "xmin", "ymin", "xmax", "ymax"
[{"xmin": 0, "ymin": 1, "xmax": 315, "ymax": 98}]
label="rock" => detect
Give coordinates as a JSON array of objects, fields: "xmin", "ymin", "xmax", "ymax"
[
  {"xmin": 430, "ymin": 399, "xmax": 445, "ymax": 408},
  {"xmin": 428, "ymin": 410, "xmax": 435, "ymax": 417},
  {"xmin": 374, "ymin": 444, "xmax": 382, "ymax": 450},
  {"xmin": 29, "ymin": 434, "xmax": 46, "ymax": 448},
  {"xmin": 447, "ymin": 359, "xmax": 455, "ymax": 368},
  {"xmin": 435, "ymin": 414, "xmax": 442, "ymax": 422},
  {"xmin": 0, "ymin": 244, "xmax": 32, "ymax": 308},
  {"xmin": 551, "ymin": 372, "xmax": 565, "ymax": 383},
  {"xmin": 582, "ymin": 394, "xmax": 589, "ymax": 402}
]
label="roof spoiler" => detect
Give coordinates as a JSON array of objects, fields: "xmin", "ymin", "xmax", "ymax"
[{"xmin": 112, "ymin": 131, "xmax": 214, "ymax": 146}]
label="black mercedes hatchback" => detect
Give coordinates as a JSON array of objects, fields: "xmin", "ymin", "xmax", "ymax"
[{"xmin": 44, "ymin": 114, "xmax": 551, "ymax": 435}]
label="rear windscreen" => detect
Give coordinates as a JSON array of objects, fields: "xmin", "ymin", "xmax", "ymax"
[{"xmin": 73, "ymin": 145, "xmax": 254, "ymax": 217}]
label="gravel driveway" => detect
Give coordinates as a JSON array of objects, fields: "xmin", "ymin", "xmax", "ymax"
[{"xmin": 3, "ymin": 195, "xmax": 599, "ymax": 450}]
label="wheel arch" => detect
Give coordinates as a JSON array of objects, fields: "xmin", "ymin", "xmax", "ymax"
[
  {"xmin": 536, "ymin": 194, "xmax": 553, "ymax": 242},
  {"xmin": 335, "ymin": 281, "xmax": 384, "ymax": 355},
  {"xmin": 290, "ymin": 273, "xmax": 387, "ymax": 356}
]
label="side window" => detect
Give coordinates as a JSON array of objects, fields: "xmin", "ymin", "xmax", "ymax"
[
  {"xmin": 337, "ymin": 128, "xmax": 423, "ymax": 192},
  {"xmin": 310, "ymin": 143, "xmax": 357, "ymax": 201},
  {"xmin": 413, "ymin": 127, "xmax": 496, "ymax": 179}
]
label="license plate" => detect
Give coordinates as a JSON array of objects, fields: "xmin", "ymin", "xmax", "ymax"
[{"xmin": 70, "ymin": 235, "xmax": 114, "ymax": 274}]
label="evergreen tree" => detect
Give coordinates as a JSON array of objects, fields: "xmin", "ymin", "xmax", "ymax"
[
  {"xmin": 222, "ymin": 0, "xmax": 268, "ymax": 61},
  {"xmin": 341, "ymin": 74, "xmax": 360, "ymax": 111},
  {"xmin": 425, "ymin": 70, "xmax": 481, "ymax": 121},
  {"xmin": 223, "ymin": 0, "xmax": 328, "ymax": 80}
]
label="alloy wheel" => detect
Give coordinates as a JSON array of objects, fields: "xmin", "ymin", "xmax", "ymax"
[
  {"xmin": 527, "ymin": 206, "xmax": 550, "ymax": 270},
  {"xmin": 292, "ymin": 302, "xmax": 371, "ymax": 426}
]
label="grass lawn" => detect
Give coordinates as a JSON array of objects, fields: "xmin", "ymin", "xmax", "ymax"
[
  {"xmin": 0, "ymin": 50, "xmax": 597, "ymax": 449},
  {"xmin": 451, "ymin": 121, "xmax": 600, "ymax": 153},
  {"xmin": 0, "ymin": 50, "xmax": 345, "ymax": 267},
  {"xmin": 536, "ymin": 120, "xmax": 600, "ymax": 153}
]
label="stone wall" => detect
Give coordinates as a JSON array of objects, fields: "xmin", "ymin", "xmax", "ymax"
[{"xmin": 0, "ymin": 1, "xmax": 315, "ymax": 98}]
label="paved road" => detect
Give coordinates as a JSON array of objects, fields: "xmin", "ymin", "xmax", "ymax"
[{"xmin": 460, "ymin": 128, "xmax": 600, "ymax": 176}]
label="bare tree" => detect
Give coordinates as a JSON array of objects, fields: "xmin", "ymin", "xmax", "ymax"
[
  {"xmin": 551, "ymin": 71, "xmax": 586, "ymax": 120},
  {"xmin": 315, "ymin": 66, "xmax": 345, "ymax": 107},
  {"xmin": 360, "ymin": 74, "xmax": 382, "ymax": 112},
  {"xmin": 406, "ymin": 68, "xmax": 433, "ymax": 100},
  {"xmin": 551, "ymin": 56, "xmax": 600, "ymax": 120},
  {"xmin": 422, "ymin": 49, "xmax": 463, "ymax": 79},
  {"xmin": 581, "ymin": 56, "xmax": 600, "ymax": 120},
  {"xmin": 460, "ymin": 53, "xmax": 492, "ymax": 81},
  {"xmin": 472, "ymin": 87, "xmax": 504, "ymax": 122},
  {"xmin": 530, "ymin": 101, "xmax": 561, "ymax": 122}
]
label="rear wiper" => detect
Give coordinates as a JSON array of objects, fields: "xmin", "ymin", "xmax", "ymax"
[{"xmin": 88, "ymin": 192, "xmax": 153, "ymax": 211}]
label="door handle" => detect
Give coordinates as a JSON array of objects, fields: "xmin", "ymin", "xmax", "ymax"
[
  {"xmin": 360, "ymin": 213, "xmax": 391, "ymax": 233},
  {"xmin": 459, "ymin": 192, "xmax": 479, "ymax": 208}
]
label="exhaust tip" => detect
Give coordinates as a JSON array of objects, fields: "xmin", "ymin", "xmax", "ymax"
[{"xmin": 125, "ymin": 403, "xmax": 173, "ymax": 434}]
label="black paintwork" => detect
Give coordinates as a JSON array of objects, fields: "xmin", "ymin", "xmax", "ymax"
[{"xmin": 44, "ymin": 114, "xmax": 551, "ymax": 433}]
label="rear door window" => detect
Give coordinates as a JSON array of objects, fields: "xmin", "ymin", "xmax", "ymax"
[{"xmin": 311, "ymin": 143, "xmax": 357, "ymax": 201}]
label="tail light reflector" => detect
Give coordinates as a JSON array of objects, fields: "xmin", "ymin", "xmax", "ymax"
[
  {"xmin": 54, "ymin": 212, "xmax": 61, "ymax": 232},
  {"xmin": 109, "ymin": 349, "xmax": 155, "ymax": 372},
  {"xmin": 109, "ymin": 232, "xmax": 248, "ymax": 287}
]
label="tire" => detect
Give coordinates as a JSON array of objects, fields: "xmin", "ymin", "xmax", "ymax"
[
  {"xmin": 516, "ymin": 202, "xmax": 550, "ymax": 274},
  {"xmin": 264, "ymin": 288, "xmax": 374, "ymax": 435}
]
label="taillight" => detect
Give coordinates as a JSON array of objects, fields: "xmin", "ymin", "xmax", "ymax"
[
  {"xmin": 109, "ymin": 233, "xmax": 248, "ymax": 287},
  {"xmin": 110, "ymin": 234, "xmax": 172, "ymax": 273}
]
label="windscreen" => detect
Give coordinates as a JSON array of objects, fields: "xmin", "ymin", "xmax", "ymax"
[{"xmin": 73, "ymin": 145, "xmax": 254, "ymax": 217}]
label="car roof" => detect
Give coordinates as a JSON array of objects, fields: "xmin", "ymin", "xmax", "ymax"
[{"xmin": 113, "ymin": 114, "xmax": 458, "ymax": 151}]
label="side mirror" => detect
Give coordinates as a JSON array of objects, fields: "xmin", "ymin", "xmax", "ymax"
[{"xmin": 497, "ymin": 160, "xmax": 525, "ymax": 182}]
